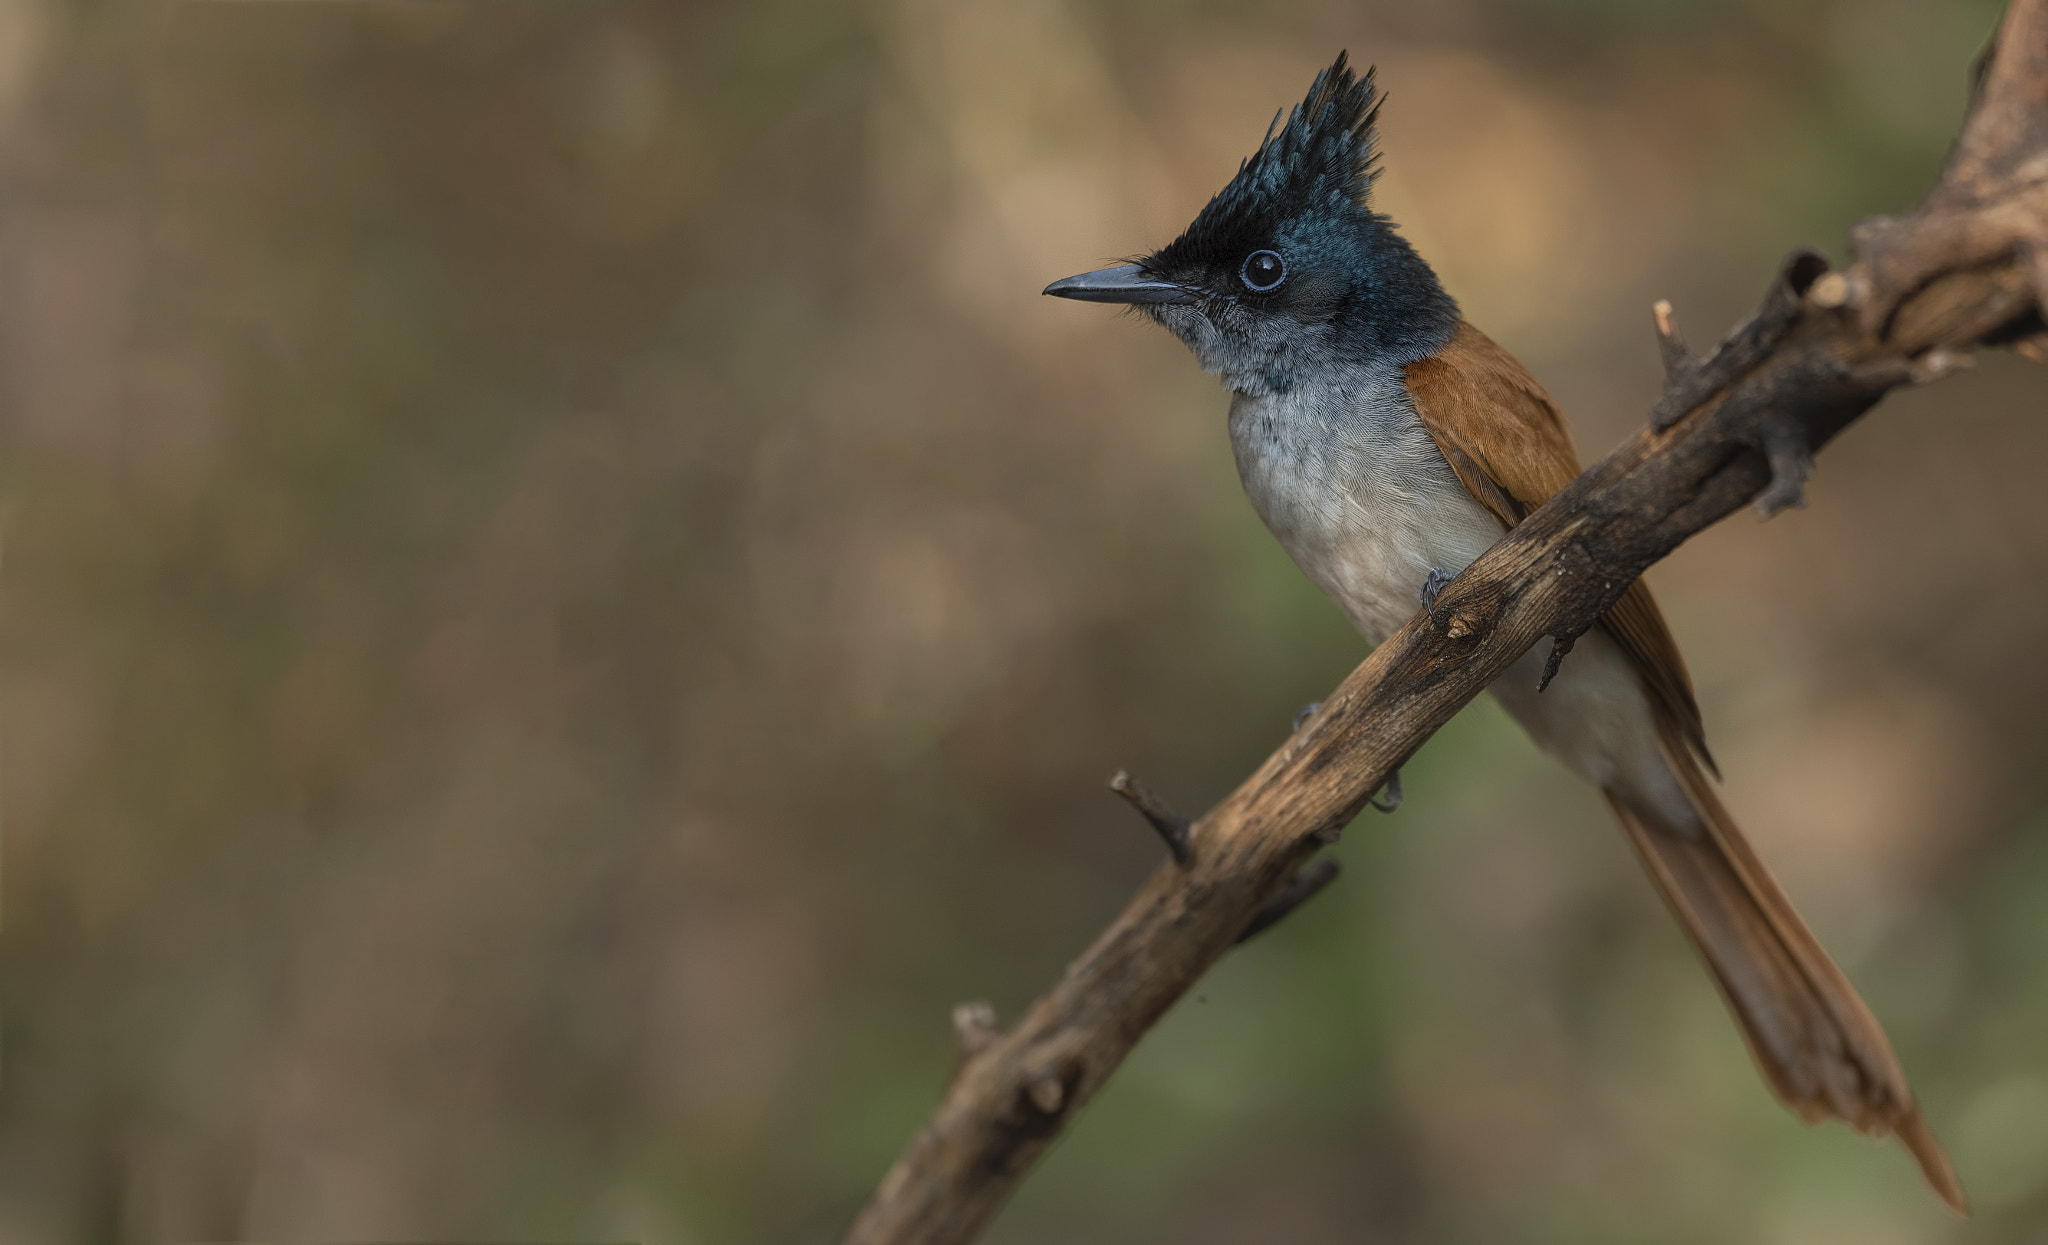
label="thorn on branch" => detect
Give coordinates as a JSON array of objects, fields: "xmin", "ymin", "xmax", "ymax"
[
  {"xmin": 1650, "ymin": 249, "xmax": 1830, "ymax": 432},
  {"xmin": 952, "ymin": 1002, "xmax": 1001, "ymax": 1061},
  {"xmin": 1236, "ymin": 858, "xmax": 1341, "ymax": 944},
  {"xmin": 1109, "ymin": 770, "xmax": 1191, "ymax": 865},
  {"xmin": 1753, "ymin": 425, "xmax": 1815, "ymax": 519},
  {"xmin": 1537, "ymin": 631, "xmax": 1580, "ymax": 692},
  {"xmin": 1652, "ymin": 299, "xmax": 1697, "ymax": 379}
]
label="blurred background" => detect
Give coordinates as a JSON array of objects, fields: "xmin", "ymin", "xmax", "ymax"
[{"xmin": 1, "ymin": 1, "xmax": 2044, "ymax": 1242}]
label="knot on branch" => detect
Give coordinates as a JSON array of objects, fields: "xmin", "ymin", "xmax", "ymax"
[
  {"xmin": 1108, "ymin": 770, "xmax": 1191, "ymax": 865},
  {"xmin": 1020, "ymin": 1063, "xmax": 1079, "ymax": 1117},
  {"xmin": 1423, "ymin": 585, "xmax": 1499, "ymax": 652}
]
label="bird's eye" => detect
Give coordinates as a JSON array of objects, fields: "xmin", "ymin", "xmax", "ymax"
[{"xmin": 1240, "ymin": 250, "xmax": 1286, "ymax": 292}]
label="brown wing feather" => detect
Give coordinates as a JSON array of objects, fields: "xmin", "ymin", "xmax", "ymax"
[{"xmin": 1403, "ymin": 321, "xmax": 1709, "ymax": 764}]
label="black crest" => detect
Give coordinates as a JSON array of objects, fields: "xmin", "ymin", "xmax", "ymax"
[{"xmin": 1151, "ymin": 52, "xmax": 1384, "ymax": 271}]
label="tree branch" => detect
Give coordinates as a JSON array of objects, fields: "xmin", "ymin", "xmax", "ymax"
[{"xmin": 842, "ymin": 3, "xmax": 2048, "ymax": 1241}]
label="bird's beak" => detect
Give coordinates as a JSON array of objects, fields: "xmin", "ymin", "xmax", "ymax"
[{"xmin": 1042, "ymin": 263, "xmax": 1194, "ymax": 305}]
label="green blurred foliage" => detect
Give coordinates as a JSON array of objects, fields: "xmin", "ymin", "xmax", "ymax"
[{"xmin": 0, "ymin": 1, "xmax": 2041, "ymax": 1243}]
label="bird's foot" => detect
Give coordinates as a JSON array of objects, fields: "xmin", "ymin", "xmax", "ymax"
[
  {"xmin": 1292, "ymin": 701, "xmax": 1322, "ymax": 733},
  {"xmin": 1368, "ymin": 767, "xmax": 1403, "ymax": 813},
  {"xmin": 1421, "ymin": 568, "xmax": 1454, "ymax": 620}
]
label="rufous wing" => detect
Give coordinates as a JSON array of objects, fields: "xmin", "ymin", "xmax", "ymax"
[{"xmin": 1402, "ymin": 320, "xmax": 1708, "ymax": 765}]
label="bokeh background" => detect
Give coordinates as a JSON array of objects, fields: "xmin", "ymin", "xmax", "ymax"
[{"xmin": 2, "ymin": 1, "xmax": 2045, "ymax": 1242}]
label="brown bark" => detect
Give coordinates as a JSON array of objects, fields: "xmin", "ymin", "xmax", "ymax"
[{"xmin": 842, "ymin": 3, "xmax": 2048, "ymax": 1241}]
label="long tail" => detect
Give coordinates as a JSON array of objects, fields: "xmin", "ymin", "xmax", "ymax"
[{"xmin": 1604, "ymin": 725, "xmax": 1967, "ymax": 1215}]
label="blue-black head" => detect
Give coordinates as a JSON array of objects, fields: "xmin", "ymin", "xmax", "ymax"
[{"xmin": 1045, "ymin": 52, "xmax": 1458, "ymax": 396}]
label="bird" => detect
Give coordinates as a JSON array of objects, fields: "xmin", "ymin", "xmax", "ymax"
[{"xmin": 1043, "ymin": 52, "xmax": 1964, "ymax": 1212}]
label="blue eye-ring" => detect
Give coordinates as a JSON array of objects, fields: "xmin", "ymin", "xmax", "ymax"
[{"xmin": 1240, "ymin": 249, "xmax": 1286, "ymax": 292}]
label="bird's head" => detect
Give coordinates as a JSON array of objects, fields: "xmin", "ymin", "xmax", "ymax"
[{"xmin": 1046, "ymin": 52, "xmax": 1456, "ymax": 397}]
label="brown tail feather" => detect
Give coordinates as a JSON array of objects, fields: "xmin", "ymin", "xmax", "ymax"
[{"xmin": 1603, "ymin": 726, "xmax": 1968, "ymax": 1215}]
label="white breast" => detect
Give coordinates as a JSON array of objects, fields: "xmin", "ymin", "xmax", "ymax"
[{"xmin": 1228, "ymin": 367, "xmax": 1505, "ymax": 646}]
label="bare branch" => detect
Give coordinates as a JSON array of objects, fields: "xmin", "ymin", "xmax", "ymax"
[{"xmin": 842, "ymin": 5, "xmax": 2047, "ymax": 1242}]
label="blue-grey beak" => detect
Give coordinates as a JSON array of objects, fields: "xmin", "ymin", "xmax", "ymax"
[{"xmin": 1042, "ymin": 263, "xmax": 1194, "ymax": 305}]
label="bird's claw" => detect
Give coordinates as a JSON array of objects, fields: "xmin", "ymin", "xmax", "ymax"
[
  {"xmin": 1292, "ymin": 701, "xmax": 1322, "ymax": 733},
  {"xmin": 1421, "ymin": 567, "xmax": 1453, "ymax": 620},
  {"xmin": 1368, "ymin": 767, "xmax": 1402, "ymax": 813}
]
